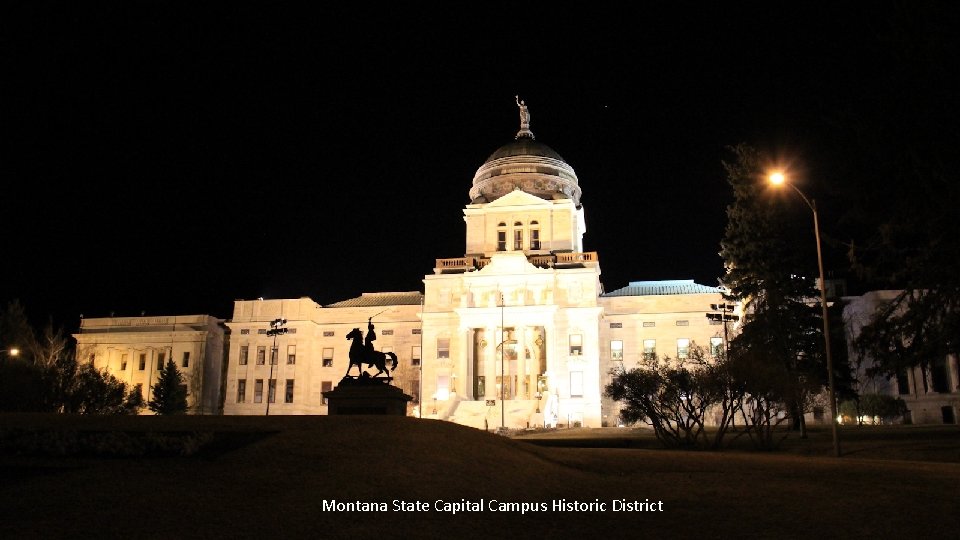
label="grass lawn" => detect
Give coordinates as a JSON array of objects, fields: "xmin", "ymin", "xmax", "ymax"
[{"xmin": 1, "ymin": 414, "xmax": 957, "ymax": 539}]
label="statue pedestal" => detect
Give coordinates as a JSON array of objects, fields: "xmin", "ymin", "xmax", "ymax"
[{"xmin": 323, "ymin": 376, "xmax": 412, "ymax": 416}]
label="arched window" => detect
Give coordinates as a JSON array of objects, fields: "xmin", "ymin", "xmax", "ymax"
[
  {"xmin": 496, "ymin": 222, "xmax": 506, "ymax": 251},
  {"xmin": 513, "ymin": 221, "xmax": 523, "ymax": 250},
  {"xmin": 529, "ymin": 220, "xmax": 540, "ymax": 250}
]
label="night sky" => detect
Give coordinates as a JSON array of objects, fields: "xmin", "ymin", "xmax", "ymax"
[{"xmin": 4, "ymin": 2, "xmax": 957, "ymax": 331}]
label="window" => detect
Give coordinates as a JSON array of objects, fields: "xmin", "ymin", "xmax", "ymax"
[
  {"xmin": 182, "ymin": 351, "xmax": 190, "ymax": 368},
  {"xmin": 931, "ymin": 356, "xmax": 950, "ymax": 393},
  {"xmin": 513, "ymin": 228, "xmax": 523, "ymax": 250},
  {"xmin": 322, "ymin": 348, "xmax": 334, "ymax": 367},
  {"xmin": 643, "ymin": 339, "xmax": 656, "ymax": 360},
  {"xmin": 258, "ymin": 329, "xmax": 267, "ymax": 335},
  {"xmin": 323, "ymin": 331, "xmax": 335, "ymax": 337},
  {"xmin": 287, "ymin": 345, "xmax": 296, "ymax": 365},
  {"xmin": 676, "ymin": 320, "xmax": 689, "ymax": 326},
  {"xmin": 287, "ymin": 328, "xmax": 297, "ymax": 334},
  {"xmin": 530, "ymin": 221, "xmax": 540, "ymax": 250},
  {"xmin": 710, "ymin": 337, "xmax": 724, "ymax": 356},
  {"xmin": 610, "ymin": 340, "xmax": 623, "ymax": 361},
  {"xmin": 139, "ymin": 354, "xmax": 146, "ymax": 371},
  {"xmin": 896, "ymin": 370, "xmax": 910, "ymax": 395},
  {"xmin": 643, "ymin": 321, "xmax": 656, "ymax": 328},
  {"xmin": 321, "ymin": 381, "xmax": 332, "ymax": 404},
  {"xmin": 254, "ymin": 379, "xmax": 263, "ymax": 403},
  {"xmin": 267, "ymin": 380, "xmax": 276, "ymax": 403},
  {"xmin": 239, "ymin": 345, "xmax": 248, "ymax": 365},
  {"xmin": 237, "ymin": 379, "xmax": 246, "ymax": 403},
  {"xmin": 412, "ymin": 328, "xmax": 421, "ymax": 335},
  {"xmin": 156, "ymin": 352, "xmax": 164, "ymax": 371},
  {"xmin": 677, "ymin": 338, "xmax": 690, "ymax": 359},
  {"xmin": 285, "ymin": 379, "xmax": 295, "ymax": 403},
  {"xmin": 570, "ymin": 371, "xmax": 584, "ymax": 397},
  {"xmin": 437, "ymin": 338, "xmax": 450, "ymax": 359},
  {"xmin": 120, "ymin": 354, "xmax": 128, "ymax": 371},
  {"xmin": 240, "ymin": 329, "xmax": 249, "ymax": 335},
  {"xmin": 569, "ymin": 334, "xmax": 583, "ymax": 356},
  {"xmin": 270, "ymin": 347, "xmax": 278, "ymax": 365},
  {"xmin": 497, "ymin": 222, "xmax": 507, "ymax": 251},
  {"xmin": 609, "ymin": 322, "xmax": 622, "ymax": 329},
  {"xmin": 382, "ymin": 329, "xmax": 393, "ymax": 336},
  {"xmin": 412, "ymin": 345, "xmax": 421, "ymax": 366},
  {"xmin": 256, "ymin": 346, "xmax": 266, "ymax": 365}
]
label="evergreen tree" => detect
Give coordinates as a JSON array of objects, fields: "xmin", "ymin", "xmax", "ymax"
[
  {"xmin": 719, "ymin": 144, "xmax": 828, "ymax": 443},
  {"xmin": 148, "ymin": 359, "xmax": 188, "ymax": 415}
]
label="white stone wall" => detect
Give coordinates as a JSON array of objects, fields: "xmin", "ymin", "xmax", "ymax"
[
  {"xmin": 842, "ymin": 291, "xmax": 959, "ymax": 424},
  {"xmin": 222, "ymin": 297, "xmax": 423, "ymax": 416},
  {"xmin": 597, "ymin": 292, "xmax": 732, "ymax": 426},
  {"xmin": 73, "ymin": 314, "xmax": 226, "ymax": 414}
]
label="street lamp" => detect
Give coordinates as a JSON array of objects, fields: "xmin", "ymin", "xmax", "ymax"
[
  {"xmin": 1, "ymin": 347, "xmax": 20, "ymax": 366},
  {"xmin": 265, "ymin": 318, "xmax": 288, "ymax": 416},
  {"xmin": 769, "ymin": 170, "xmax": 841, "ymax": 457},
  {"xmin": 706, "ymin": 303, "xmax": 739, "ymax": 354}
]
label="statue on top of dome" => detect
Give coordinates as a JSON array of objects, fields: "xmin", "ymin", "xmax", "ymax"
[{"xmin": 515, "ymin": 95, "xmax": 534, "ymax": 139}]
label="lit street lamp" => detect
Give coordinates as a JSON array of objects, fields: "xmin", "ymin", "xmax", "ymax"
[
  {"xmin": 1, "ymin": 347, "xmax": 20, "ymax": 365},
  {"xmin": 769, "ymin": 171, "xmax": 841, "ymax": 458},
  {"xmin": 265, "ymin": 318, "xmax": 288, "ymax": 416}
]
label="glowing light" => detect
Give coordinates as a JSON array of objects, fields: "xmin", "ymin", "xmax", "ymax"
[{"xmin": 769, "ymin": 171, "xmax": 786, "ymax": 185}]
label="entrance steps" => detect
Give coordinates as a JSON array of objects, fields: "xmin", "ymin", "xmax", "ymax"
[{"xmin": 447, "ymin": 399, "xmax": 542, "ymax": 430}]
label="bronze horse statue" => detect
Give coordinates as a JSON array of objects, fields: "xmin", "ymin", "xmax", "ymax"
[{"xmin": 345, "ymin": 327, "xmax": 397, "ymax": 378}]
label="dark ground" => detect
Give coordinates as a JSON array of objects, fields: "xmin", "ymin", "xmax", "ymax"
[{"xmin": 1, "ymin": 414, "xmax": 957, "ymax": 539}]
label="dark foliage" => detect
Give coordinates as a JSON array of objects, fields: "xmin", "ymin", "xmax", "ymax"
[
  {"xmin": 148, "ymin": 359, "xmax": 188, "ymax": 415},
  {"xmin": 604, "ymin": 347, "xmax": 740, "ymax": 449}
]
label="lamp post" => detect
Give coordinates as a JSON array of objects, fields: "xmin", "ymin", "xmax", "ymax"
[
  {"xmin": 265, "ymin": 318, "xmax": 288, "ymax": 416},
  {"xmin": 769, "ymin": 171, "xmax": 840, "ymax": 457},
  {"xmin": 495, "ymin": 291, "xmax": 519, "ymax": 431},
  {"xmin": 500, "ymin": 291, "xmax": 505, "ymax": 430},
  {"xmin": 706, "ymin": 303, "xmax": 739, "ymax": 354}
]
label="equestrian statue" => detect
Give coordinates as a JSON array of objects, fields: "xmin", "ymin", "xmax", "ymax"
[{"xmin": 345, "ymin": 318, "xmax": 397, "ymax": 380}]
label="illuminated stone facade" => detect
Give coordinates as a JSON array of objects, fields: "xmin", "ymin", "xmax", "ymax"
[
  {"xmin": 73, "ymin": 314, "xmax": 226, "ymax": 414},
  {"xmin": 221, "ymin": 295, "xmax": 423, "ymax": 416},
  {"xmin": 843, "ymin": 290, "xmax": 960, "ymax": 424},
  {"xmin": 75, "ymin": 103, "xmax": 734, "ymax": 427}
]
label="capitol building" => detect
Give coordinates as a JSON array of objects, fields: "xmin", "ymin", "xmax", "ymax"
[{"xmin": 73, "ymin": 102, "xmax": 738, "ymax": 427}]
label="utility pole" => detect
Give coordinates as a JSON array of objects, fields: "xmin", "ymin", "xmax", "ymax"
[{"xmin": 265, "ymin": 318, "xmax": 288, "ymax": 416}]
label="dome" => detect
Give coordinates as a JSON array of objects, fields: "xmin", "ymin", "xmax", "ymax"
[
  {"xmin": 482, "ymin": 137, "xmax": 567, "ymax": 163},
  {"xmin": 469, "ymin": 101, "xmax": 582, "ymax": 206}
]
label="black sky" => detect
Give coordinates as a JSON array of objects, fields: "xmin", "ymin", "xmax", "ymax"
[{"xmin": 3, "ymin": 2, "xmax": 956, "ymax": 331}]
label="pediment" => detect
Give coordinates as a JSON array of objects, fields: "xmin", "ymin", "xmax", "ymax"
[{"xmin": 484, "ymin": 188, "xmax": 553, "ymax": 208}]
